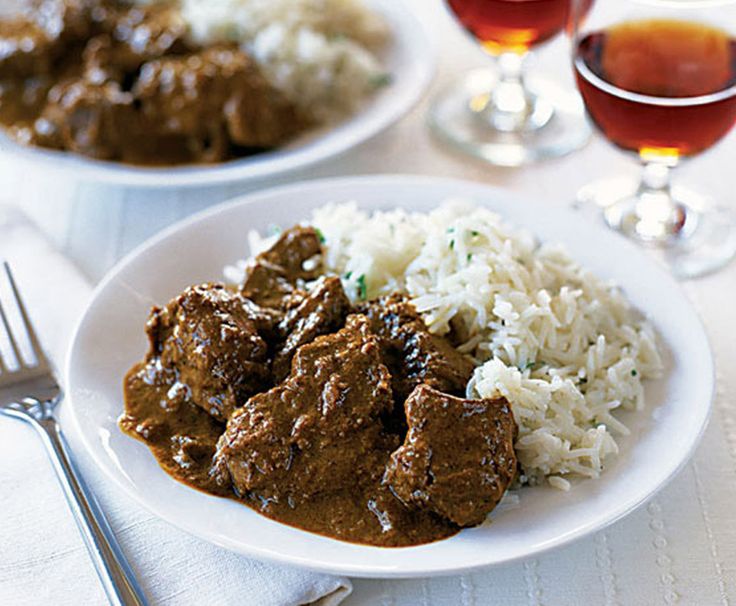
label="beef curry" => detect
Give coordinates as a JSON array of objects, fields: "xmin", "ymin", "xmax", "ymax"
[
  {"xmin": 0, "ymin": 0, "xmax": 308, "ymax": 165},
  {"xmin": 121, "ymin": 226, "xmax": 518, "ymax": 547}
]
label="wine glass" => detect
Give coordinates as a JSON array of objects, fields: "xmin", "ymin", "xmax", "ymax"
[
  {"xmin": 430, "ymin": 0, "xmax": 592, "ymax": 166},
  {"xmin": 570, "ymin": 0, "xmax": 736, "ymax": 279}
]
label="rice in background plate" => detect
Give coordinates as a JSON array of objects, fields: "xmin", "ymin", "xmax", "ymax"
[
  {"xmin": 178, "ymin": 0, "xmax": 391, "ymax": 121},
  {"xmin": 228, "ymin": 200, "xmax": 664, "ymax": 489}
]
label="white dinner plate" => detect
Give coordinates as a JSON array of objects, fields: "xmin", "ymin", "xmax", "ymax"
[
  {"xmin": 0, "ymin": 0, "xmax": 433, "ymax": 188},
  {"xmin": 65, "ymin": 175, "xmax": 714, "ymax": 578}
]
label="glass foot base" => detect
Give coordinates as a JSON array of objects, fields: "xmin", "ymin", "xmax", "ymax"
[
  {"xmin": 429, "ymin": 68, "xmax": 592, "ymax": 167},
  {"xmin": 576, "ymin": 177, "xmax": 736, "ymax": 279}
]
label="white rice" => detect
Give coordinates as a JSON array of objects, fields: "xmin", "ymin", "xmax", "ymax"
[
  {"xmin": 227, "ymin": 200, "xmax": 663, "ymax": 488},
  {"xmin": 177, "ymin": 0, "xmax": 391, "ymax": 121}
]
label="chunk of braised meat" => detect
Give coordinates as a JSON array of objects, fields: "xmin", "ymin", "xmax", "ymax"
[
  {"xmin": 35, "ymin": 0, "xmax": 94, "ymax": 37},
  {"xmin": 0, "ymin": 0, "xmax": 93, "ymax": 77},
  {"xmin": 0, "ymin": 77, "xmax": 55, "ymax": 127},
  {"xmin": 33, "ymin": 77, "xmax": 223, "ymax": 163},
  {"xmin": 253, "ymin": 225, "xmax": 323, "ymax": 284},
  {"xmin": 146, "ymin": 283, "xmax": 279, "ymax": 423},
  {"xmin": 131, "ymin": 49, "xmax": 232, "ymax": 162},
  {"xmin": 133, "ymin": 46, "xmax": 307, "ymax": 156},
  {"xmin": 222, "ymin": 68, "xmax": 308, "ymax": 149},
  {"xmin": 358, "ymin": 293, "xmax": 475, "ymax": 402},
  {"xmin": 212, "ymin": 315, "xmax": 398, "ymax": 507},
  {"xmin": 0, "ymin": 17, "xmax": 59, "ymax": 77},
  {"xmin": 82, "ymin": 5, "xmax": 190, "ymax": 85},
  {"xmin": 241, "ymin": 226, "xmax": 323, "ymax": 309},
  {"xmin": 384, "ymin": 385, "xmax": 517, "ymax": 527},
  {"xmin": 272, "ymin": 276, "xmax": 352, "ymax": 380},
  {"xmin": 29, "ymin": 79, "xmax": 136, "ymax": 156}
]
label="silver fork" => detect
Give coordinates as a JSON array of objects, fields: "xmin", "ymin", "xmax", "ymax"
[{"xmin": 0, "ymin": 262, "xmax": 147, "ymax": 606}]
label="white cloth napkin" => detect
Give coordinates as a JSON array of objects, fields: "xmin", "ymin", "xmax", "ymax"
[{"xmin": 0, "ymin": 205, "xmax": 352, "ymax": 606}]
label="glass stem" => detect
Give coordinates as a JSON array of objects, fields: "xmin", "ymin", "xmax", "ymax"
[
  {"xmin": 631, "ymin": 161, "xmax": 687, "ymax": 241},
  {"xmin": 483, "ymin": 52, "xmax": 533, "ymax": 132}
]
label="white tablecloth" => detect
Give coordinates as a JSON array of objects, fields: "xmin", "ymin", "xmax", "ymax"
[{"xmin": 2, "ymin": 1, "xmax": 736, "ymax": 604}]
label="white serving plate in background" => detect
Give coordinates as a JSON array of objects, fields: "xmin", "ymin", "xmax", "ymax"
[
  {"xmin": 65, "ymin": 175, "xmax": 713, "ymax": 577},
  {"xmin": 0, "ymin": 0, "xmax": 434, "ymax": 187}
]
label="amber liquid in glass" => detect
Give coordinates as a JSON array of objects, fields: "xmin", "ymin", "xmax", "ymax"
[
  {"xmin": 575, "ymin": 19, "xmax": 736, "ymax": 158},
  {"xmin": 447, "ymin": 0, "xmax": 572, "ymax": 54}
]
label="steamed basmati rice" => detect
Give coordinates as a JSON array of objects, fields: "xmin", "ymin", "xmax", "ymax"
[
  {"xmin": 227, "ymin": 200, "xmax": 664, "ymax": 488},
  {"xmin": 178, "ymin": 0, "xmax": 390, "ymax": 120}
]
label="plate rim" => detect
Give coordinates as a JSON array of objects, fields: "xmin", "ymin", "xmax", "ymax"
[
  {"xmin": 0, "ymin": 0, "xmax": 435, "ymax": 188},
  {"xmin": 64, "ymin": 174, "xmax": 715, "ymax": 578}
]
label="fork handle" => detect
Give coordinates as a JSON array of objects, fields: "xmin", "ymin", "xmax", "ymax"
[{"xmin": 34, "ymin": 417, "xmax": 148, "ymax": 606}]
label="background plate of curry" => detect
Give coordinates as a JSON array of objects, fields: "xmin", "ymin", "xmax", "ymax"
[
  {"xmin": 0, "ymin": 0, "xmax": 433, "ymax": 187},
  {"xmin": 66, "ymin": 175, "xmax": 713, "ymax": 577}
]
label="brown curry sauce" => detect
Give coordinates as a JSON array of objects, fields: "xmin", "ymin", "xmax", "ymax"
[
  {"xmin": 120, "ymin": 226, "xmax": 517, "ymax": 547},
  {"xmin": 121, "ymin": 356, "xmax": 459, "ymax": 547}
]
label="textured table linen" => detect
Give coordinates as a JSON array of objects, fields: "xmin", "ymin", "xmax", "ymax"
[{"xmin": 2, "ymin": 0, "xmax": 736, "ymax": 604}]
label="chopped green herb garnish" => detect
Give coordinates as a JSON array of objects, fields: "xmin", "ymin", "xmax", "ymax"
[
  {"xmin": 449, "ymin": 240, "xmax": 455, "ymax": 250},
  {"xmin": 344, "ymin": 271, "xmax": 353, "ymax": 280},
  {"xmin": 314, "ymin": 228, "xmax": 326, "ymax": 244},
  {"xmin": 524, "ymin": 361, "xmax": 535, "ymax": 370},
  {"xmin": 225, "ymin": 24, "xmax": 240, "ymax": 42},
  {"xmin": 467, "ymin": 253, "xmax": 473, "ymax": 262},
  {"xmin": 370, "ymin": 73, "xmax": 392, "ymax": 88},
  {"xmin": 357, "ymin": 274, "xmax": 367, "ymax": 301},
  {"xmin": 631, "ymin": 369, "xmax": 638, "ymax": 377},
  {"xmin": 471, "ymin": 230, "xmax": 480, "ymax": 237}
]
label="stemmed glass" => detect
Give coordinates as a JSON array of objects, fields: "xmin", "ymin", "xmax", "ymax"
[
  {"xmin": 430, "ymin": 0, "xmax": 592, "ymax": 166},
  {"xmin": 570, "ymin": 0, "xmax": 736, "ymax": 278}
]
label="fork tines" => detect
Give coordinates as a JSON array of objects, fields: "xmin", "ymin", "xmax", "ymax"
[{"xmin": 0, "ymin": 262, "xmax": 48, "ymax": 375}]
